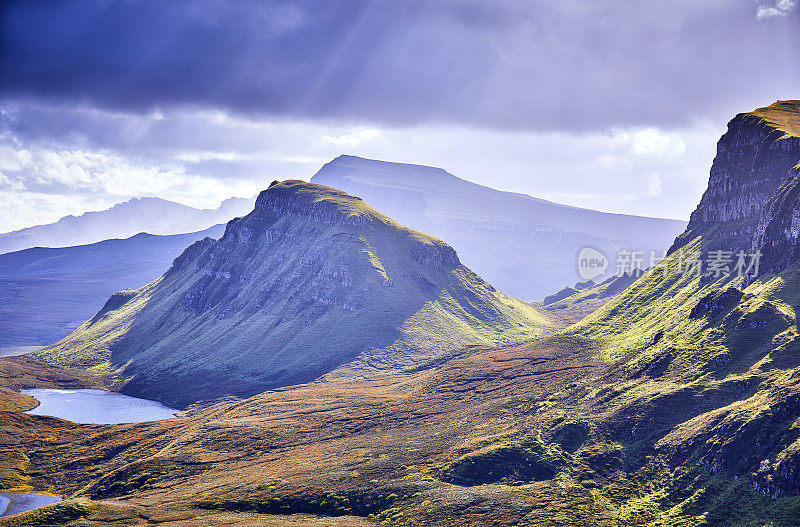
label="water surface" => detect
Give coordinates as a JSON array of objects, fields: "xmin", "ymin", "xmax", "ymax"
[
  {"xmin": 22, "ymin": 388, "xmax": 179, "ymax": 424},
  {"xmin": 0, "ymin": 345, "xmax": 41, "ymax": 358},
  {"xmin": 0, "ymin": 491, "xmax": 61, "ymax": 518}
]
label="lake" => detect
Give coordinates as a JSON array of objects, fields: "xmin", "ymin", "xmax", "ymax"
[
  {"xmin": 0, "ymin": 491, "xmax": 61, "ymax": 518},
  {"xmin": 0, "ymin": 345, "xmax": 41, "ymax": 358},
  {"xmin": 21, "ymin": 388, "xmax": 179, "ymax": 424}
]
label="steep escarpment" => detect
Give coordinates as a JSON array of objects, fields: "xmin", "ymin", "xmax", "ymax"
[
  {"xmin": 753, "ymin": 175, "xmax": 800, "ymax": 275},
  {"xmin": 672, "ymin": 100, "xmax": 800, "ymax": 255},
  {"xmin": 35, "ymin": 180, "xmax": 557, "ymax": 407}
]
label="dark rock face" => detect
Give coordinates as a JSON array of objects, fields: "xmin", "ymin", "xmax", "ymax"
[
  {"xmin": 671, "ymin": 110, "xmax": 800, "ymax": 256},
  {"xmin": 689, "ymin": 288, "xmax": 745, "ymax": 320},
  {"xmin": 753, "ymin": 176, "xmax": 800, "ymax": 275}
]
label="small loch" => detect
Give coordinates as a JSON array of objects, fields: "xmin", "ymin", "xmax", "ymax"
[
  {"xmin": 21, "ymin": 388, "xmax": 179, "ymax": 424},
  {"xmin": 0, "ymin": 491, "xmax": 61, "ymax": 518}
]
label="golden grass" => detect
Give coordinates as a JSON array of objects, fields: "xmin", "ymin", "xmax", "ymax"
[{"xmin": 749, "ymin": 100, "xmax": 800, "ymax": 138}]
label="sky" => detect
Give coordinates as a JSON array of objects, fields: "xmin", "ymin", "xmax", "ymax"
[{"xmin": 0, "ymin": 0, "xmax": 798, "ymax": 232}]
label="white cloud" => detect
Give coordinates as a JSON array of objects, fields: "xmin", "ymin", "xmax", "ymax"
[
  {"xmin": 0, "ymin": 102, "xmax": 726, "ymax": 231},
  {"xmin": 0, "ymin": 145, "xmax": 32, "ymax": 172},
  {"xmin": 609, "ymin": 128, "xmax": 686, "ymax": 156},
  {"xmin": 757, "ymin": 0, "xmax": 796, "ymax": 19},
  {"xmin": 646, "ymin": 173, "xmax": 663, "ymax": 198},
  {"xmin": 321, "ymin": 129, "xmax": 383, "ymax": 148},
  {"xmin": 0, "ymin": 141, "xmax": 264, "ymax": 231},
  {"xmin": 174, "ymin": 151, "xmax": 243, "ymax": 163},
  {"xmin": 0, "ymin": 190, "xmax": 120, "ymax": 233}
]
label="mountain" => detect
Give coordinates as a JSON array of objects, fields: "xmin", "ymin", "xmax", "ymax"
[
  {"xmin": 671, "ymin": 100, "xmax": 800, "ymax": 257},
  {"xmin": 311, "ymin": 155, "xmax": 687, "ymax": 300},
  {"xmin": 35, "ymin": 180, "xmax": 559, "ymax": 406},
  {"xmin": 2, "ymin": 101, "xmax": 800, "ymax": 527},
  {"xmin": 0, "ymin": 225, "xmax": 225, "ymax": 356},
  {"xmin": 0, "ymin": 195, "xmax": 255, "ymax": 255}
]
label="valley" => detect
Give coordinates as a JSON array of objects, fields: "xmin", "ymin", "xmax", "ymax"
[{"xmin": 0, "ymin": 101, "xmax": 799, "ymax": 526}]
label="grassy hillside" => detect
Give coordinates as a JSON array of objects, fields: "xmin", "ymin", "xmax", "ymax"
[
  {"xmin": 5, "ymin": 239, "xmax": 800, "ymax": 525},
  {"xmin": 3, "ymin": 312, "xmax": 799, "ymax": 526}
]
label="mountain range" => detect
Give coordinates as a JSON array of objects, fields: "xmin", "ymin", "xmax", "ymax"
[
  {"xmin": 312, "ymin": 155, "xmax": 687, "ymax": 300},
  {"xmin": 1, "ymin": 100, "xmax": 799, "ymax": 527},
  {"xmin": 35, "ymin": 180, "xmax": 559, "ymax": 406},
  {"xmin": 0, "ymin": 156, "xmax": 682, "ymax": 356},
  {"xmin": 0, "ymin": 196, "xmax": 254, "ymax": 255}
]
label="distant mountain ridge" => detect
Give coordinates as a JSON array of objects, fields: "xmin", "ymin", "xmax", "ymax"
[
  {"xmin": 0, "ymin": 225, "xmax": 226, "ymax": 355},
  {"xmin": 36, "ymin": 180, "xmax": 559, "ymax": 406},
  {"xmin": 311, "ymin": 155, "xmax": 687, "ymax": 300},
  {"xmin": 0, "ymin": 195, "xmax": 255, "ymax": 255}
]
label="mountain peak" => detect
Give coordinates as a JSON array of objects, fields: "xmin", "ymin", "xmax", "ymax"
[
  {"xmin": 254, "ymin": 179, "xmax": 369, "ymax": 223},
  {"xmin": 323, "ymin": 154, "xmax": 455, "ymax": 180},
  {"xmin": 40, "ymin": 180, "xmax": 554, "ymax": 404},
  {"xmin": 37, "ymin": 181, "xmax": 556, "ymax": 406},
  {"xmin": 233, "ymin": 179, "xmax": 460, "ymax": 267}
]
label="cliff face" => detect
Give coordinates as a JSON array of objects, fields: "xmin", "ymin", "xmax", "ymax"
[
  {"xmin": 37, "ymin": 180, "xmax": 557, "ymax": 407},
  {"xmin": 672, "ymin": 101, "xmax": 800, "ymax": 257},
  {"xmin": 753, "ymin": 175, "xmax": 800, "ymax": 274}
]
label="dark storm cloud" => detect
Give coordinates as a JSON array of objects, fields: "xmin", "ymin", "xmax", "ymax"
[{"xmin": 1, "ymin": 0, "xmax": 798, "ymax": 131}]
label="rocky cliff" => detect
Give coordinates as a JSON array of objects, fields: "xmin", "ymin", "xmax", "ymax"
[
  {"xmin": 35, "ymin": 180, "xmax": 558, "ymax": 406},
  {"xmin": 672, "ymin": 100, "xmax": 800, "ymax": 258},
  {"xmin": 753, "ymin": 174, "xmax": 800, "ymax": 275}
]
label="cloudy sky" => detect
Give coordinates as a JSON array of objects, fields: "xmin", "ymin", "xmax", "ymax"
[{"xmin": 1, "ymin": 0, "xmax": 798, "ymax": 231}]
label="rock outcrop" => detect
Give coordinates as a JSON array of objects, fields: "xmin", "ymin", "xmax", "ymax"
[
  {"xmin": 672, "ymin": 100, "xmax": 800, "ymax": 261},
  {"xmin": 753, "ymin": 175, "xmax": 800, "ymax": 275}
]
